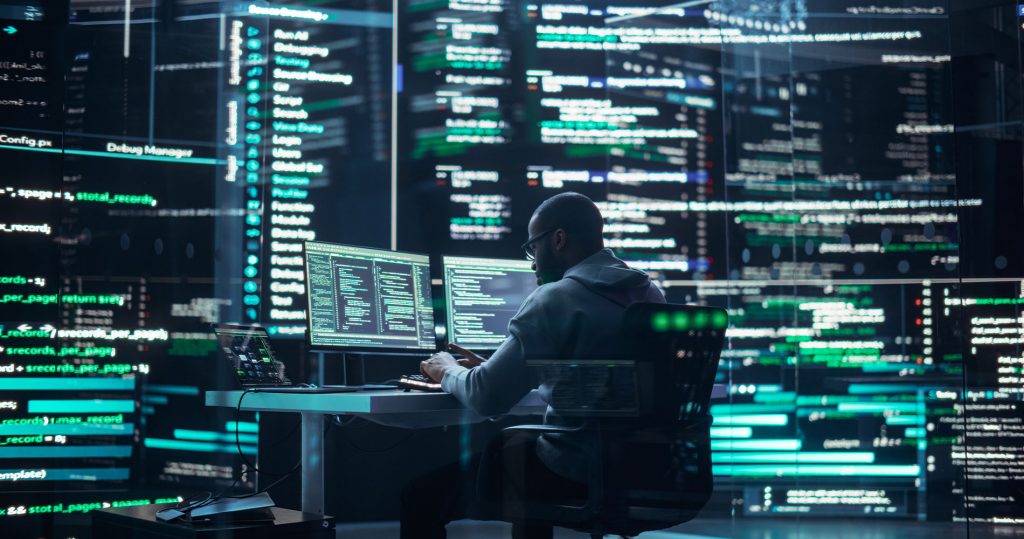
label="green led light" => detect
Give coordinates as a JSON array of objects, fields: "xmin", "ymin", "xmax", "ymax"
[
  {"xmin": 651, "ymin": 312, "xmax": 669, "ymax": 332},
  {"xmin": 712, "ymin": 310, "xmax": 728, "ymax": 329},
  {"xmin": 673, "ymin": 312, "xmax": 689, "ymax": 330},
  {"xmin": 693, "ymin": 311, "xmax": 709, "ymax": 328}
]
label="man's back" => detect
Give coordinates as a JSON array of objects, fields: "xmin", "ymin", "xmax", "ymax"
[
  {"xmin": 441, "ymin": 248, "xmax": 665, "ymax": 481},
  {"xmin": 521, "ymin": 248, "xmax": 666, "ymax": 359}
]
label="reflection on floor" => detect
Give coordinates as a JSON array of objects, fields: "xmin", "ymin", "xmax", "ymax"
[{"xmin": 335, "ymin": 518, "xmax": 1024, "ymax": 538}]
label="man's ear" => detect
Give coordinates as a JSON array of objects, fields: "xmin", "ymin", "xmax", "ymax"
[{"xmin": 553, "ymin": 229, "xmax": 567, "ymax": 251}]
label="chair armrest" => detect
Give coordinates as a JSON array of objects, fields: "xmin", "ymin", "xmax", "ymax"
[
  {"xmin": 502, "ymin": 424, "xmax": 586, "ymax": 434},
  {"xmin": 501, "ymin": 423, "xmax": 606, "ymax": 517}
]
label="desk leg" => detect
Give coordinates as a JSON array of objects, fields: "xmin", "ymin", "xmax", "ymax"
[{"xmin": 301, "ymin": 412, "xmax": 325, "ymax": 514}]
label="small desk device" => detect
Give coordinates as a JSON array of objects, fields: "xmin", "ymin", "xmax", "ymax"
[
  {"xmin": 442, "ymin": 255, "xmax": 536, "ymax": 350},
  {"xmin": 155, "ymin": 492, "xmax": 276, "ymax": 523},
  {"xmin": 213, "ymin": 324, "xmax": 356, "ymax": 393}
]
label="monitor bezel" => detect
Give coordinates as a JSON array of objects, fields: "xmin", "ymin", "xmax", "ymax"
[
  {"xmin": 303, "ymin": 241, "xmax": 439, "ymax": 354},
  {"xmin": 441, "ymin": 254, "xmax": 536, "ymax": 352}
]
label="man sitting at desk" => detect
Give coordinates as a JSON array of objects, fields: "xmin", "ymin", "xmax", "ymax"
[{"xmin": 405, "ymin": 192, "xmax": 666, "ymax": 538}]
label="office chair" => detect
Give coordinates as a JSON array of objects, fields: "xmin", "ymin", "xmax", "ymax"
[{"xmin": 477, "ymin": 303, "xmax": 727, "ymax": 539}]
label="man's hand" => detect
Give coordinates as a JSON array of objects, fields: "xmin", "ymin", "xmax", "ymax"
[
  {"xmin": 448, "ymin": 343, "xmax": 485, "ymax": 368},
  {"xmin": 420, "ymin": 351, "xmax": 459, "ymax": 383}
]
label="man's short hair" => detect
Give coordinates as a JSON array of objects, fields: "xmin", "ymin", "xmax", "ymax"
[{"xmin": 532, "ymin": 192, "xmax": 604, "ymax": 253}]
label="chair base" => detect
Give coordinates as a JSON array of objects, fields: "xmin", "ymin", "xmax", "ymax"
[
  {"xmin": 510, "ymin": 522, "xmax": 636, "ymax": 539},
  {"xmin": 511, "ymin": 522, "xmax": 553, "ymax": 539}
]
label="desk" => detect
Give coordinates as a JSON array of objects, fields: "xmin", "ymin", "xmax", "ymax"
[
  {"xmin": 205, "ymin": 385, "xmax": 726, "ymax": 515},
  {"xmin": 204, "ymin": 390, "xmax": 547, "ymax": 514}
]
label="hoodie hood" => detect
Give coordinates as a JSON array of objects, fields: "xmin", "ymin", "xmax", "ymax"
[{"xmin": 563, "ymin": 248, "xmax": 654, "ymax": 290}]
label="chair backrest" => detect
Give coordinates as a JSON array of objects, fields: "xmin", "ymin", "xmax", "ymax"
[
  {"xmin": 527, "ymin": 358, "xmax": 644, "ymax": 418},
  {"xmin": 496, "ymin": 303, "xmax": 728, "ymax": 536},
  {"xmin": 563, "ymin": 303, "xmax": 728, "ymax": 534},
  {"xmin": 526, "ymin": 303, "xmax": 726, "ymax": 423},
  {"xmin": 622, "ymin": 302, "xmax": 727, "ymax": 424}
]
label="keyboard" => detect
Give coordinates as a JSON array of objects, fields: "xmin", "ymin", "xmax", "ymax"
[{"xmin": 398, "ymin": 374, "xmax": 443, "ymax": 392}]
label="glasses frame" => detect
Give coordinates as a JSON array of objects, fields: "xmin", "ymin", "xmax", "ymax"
[{"xmin": 520, "ymin": 228, "xmax": 558, "ymax": 261}]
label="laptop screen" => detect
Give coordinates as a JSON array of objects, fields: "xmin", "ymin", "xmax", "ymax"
[{"xmin": 213, "ymin": 325, "xmax": 287, "ymax": 388}]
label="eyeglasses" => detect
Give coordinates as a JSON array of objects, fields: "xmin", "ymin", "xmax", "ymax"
[{"xmin": 521, "ymin": 228, "xmax": 557, "ymax": 261}]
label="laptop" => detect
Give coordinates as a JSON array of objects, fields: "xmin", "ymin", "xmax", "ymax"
[{"xmin": 213, "ymin": 324, "xmax": 357, "ymax": 393}]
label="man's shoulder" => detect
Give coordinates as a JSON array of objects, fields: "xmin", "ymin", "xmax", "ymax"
[
  {"xmin": 532, "ymin": 278, "xmax": 586, "ymax": 301},
  {"xmin": 515, "ymin": 279, "xmax": 584, "ymax": 315}
]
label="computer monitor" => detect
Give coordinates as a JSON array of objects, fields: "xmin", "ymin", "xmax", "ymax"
[
  {"xmin": 442, "ymin": 256, "xmax": 536, "ymax": 350},
  {"xmin": 304, "ymin": 241, "xmax": 436, "ymax": 352}
]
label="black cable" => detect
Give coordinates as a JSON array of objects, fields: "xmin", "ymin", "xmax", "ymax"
[
  {"xmin": 333, "ymin": 414, "xmax": 358, "ymax": 428},
  {"xmin": 172, "ymin": 390, "xmax": 322, "ymax": 518},
  {"xmin": 235, "ymin": 389, "xmax": 302, "ymax": 476},
  {"xmin": 327, "ymin": 416, "xmax": 419, "ymax": 453},
  {"xmin": 230, "ymin": 465, "xmax": 300, "ymax": 499}
]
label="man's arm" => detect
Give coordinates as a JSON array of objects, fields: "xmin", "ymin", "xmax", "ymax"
[
  {"xmin": 421, "ymin": 291, "xmax": 554, "ymax": 417},
  {"xmin": 438, "ymin": 330, "xmax": 536, "ymax": 417}
]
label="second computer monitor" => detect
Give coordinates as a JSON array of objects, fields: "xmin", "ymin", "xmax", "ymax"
[
  {"xmin": 443, "ymin": 256, "xmax": 536, "ymax": 350},
  {"xmin": 305, "ymin": 241, "xmax": 436, "ymax": 352}
]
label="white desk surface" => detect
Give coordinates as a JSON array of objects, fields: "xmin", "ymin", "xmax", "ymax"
[
  {"xmin": 205, "ymin": 389, "xmax": 548, "ymax": 428},
  {"xmin": 206, "ymin": 385, "xmax": 725, "ymax": 424}
]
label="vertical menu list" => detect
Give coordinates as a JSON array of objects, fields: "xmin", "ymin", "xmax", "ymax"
[{"xmin": 228, "ymin": 5, "xmax": 367, "ymax": 335}]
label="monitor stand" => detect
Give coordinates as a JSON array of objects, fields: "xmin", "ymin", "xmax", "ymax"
[{"xmin": 314, "ymin": 351, "xmax": 403, "ymax": 390}]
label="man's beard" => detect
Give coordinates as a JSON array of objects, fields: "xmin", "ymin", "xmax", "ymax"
[{"xmin": 535, "ymin": 265, "xmax": 565, "ymax": 286}]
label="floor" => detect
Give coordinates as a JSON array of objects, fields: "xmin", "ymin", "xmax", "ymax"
[{"xmin": 335, "ymin": 518, "xmax": 1024, "ymax": 538}]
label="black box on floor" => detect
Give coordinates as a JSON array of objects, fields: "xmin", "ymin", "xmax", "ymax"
[{"xmin": 92, "ymin": 503, "xmax": 334, "ymax": 538}]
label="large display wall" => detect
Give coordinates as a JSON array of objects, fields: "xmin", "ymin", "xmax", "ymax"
[{"xmin": 0, "ymin": 0, "xmax": 1021, "ymax": 535}]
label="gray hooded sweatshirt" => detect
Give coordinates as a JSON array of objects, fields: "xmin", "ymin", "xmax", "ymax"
[{"xmin": 441, "ymin": 248, "xmax": 666, "ymax": 481}]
